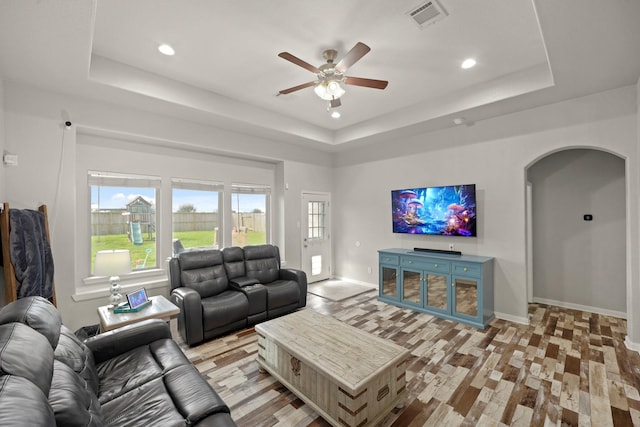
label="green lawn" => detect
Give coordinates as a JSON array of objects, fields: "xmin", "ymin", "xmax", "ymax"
[{"xmin": 91, "ymin": 229, "xmax": 266, "ymax": 272}]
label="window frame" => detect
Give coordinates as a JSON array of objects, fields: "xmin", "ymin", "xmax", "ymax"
[
  {"xmin": 231, "ymin": 183, "xmax": 271, "ymax": 246},
  {"xmin": 87, "ymin": 170, "xmax": 161, "ymax": 276},
  {"xmin": 171, "ymin": 177, "xmax": 224, "ymax": 254}
]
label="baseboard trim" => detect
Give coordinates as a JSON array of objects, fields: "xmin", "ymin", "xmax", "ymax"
[
  {"xmin": 625, "ymin": 336, "xmax": 640, "ymax": 354},
  {"xmin": 532, "ymin": 297, "xmax": 626, "ymax": 319},
  {"xmin": 494, "ymin": 311, "xmax": 530, "ymax": 326}
]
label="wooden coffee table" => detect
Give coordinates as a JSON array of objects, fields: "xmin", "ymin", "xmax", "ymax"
[
  {"xmin": 97, "ymin": 295, "xmax": 180, "ymax": 332},
  {"xmin": 256, "ymin": 309, "xmax": 409, "ymax": 427}
]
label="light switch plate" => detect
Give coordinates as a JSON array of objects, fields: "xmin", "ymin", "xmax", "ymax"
[{"xmin": 3, "ymin": 153, "xmax": 18, "ymax": 166}]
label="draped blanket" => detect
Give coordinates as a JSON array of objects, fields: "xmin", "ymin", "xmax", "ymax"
[{"xmin": 9, "ymin": 209, "xmax": 55, "ymax": 299}]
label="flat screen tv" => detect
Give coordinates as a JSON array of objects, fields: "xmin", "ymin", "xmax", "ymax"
[{"xmin": 391, "ymin": 184, "xmax": 476, "ymax": 236}]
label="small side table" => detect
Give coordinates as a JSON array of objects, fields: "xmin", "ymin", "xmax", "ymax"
[{"xmin": 97, "ymin": 295, "xmax": 180, "ymax": 333}]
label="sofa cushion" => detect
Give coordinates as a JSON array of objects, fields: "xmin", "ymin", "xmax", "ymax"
[
  {"xmin": 222, "ymin": 246, "xmax": 246, "ymax": 279},
  {"xmin": 164, "ymin": 364, "xmax": 231, "ymax": 423},
  {"xmin": 243, "ymin": 244, "xmax": 280, "ymax": 284},
  {"xmin": 100, "ymin": 376, "xmax": 187, "ymax": 427},
  {"xmin": 0, "ymin": 375, "xmax": 55, "ymax": 425},
  {"xmin": 179, "ymin": 248, "xmax": 222, "ymax": 270},
  {"xmin": 0, "ymin": 296, "xmax": 61, "ymax": 348},
  {"xmin": 96, "ymin": 347, "xmax": 163, "ymax": 404},
  {"xmin": 179, "ymin": 250, "xmax": 229, "ymax": 298},
  {"xmin": 202, "ymin": 291, "xmax": 249, "ymax": 332},
  {"xmin": 0, "ymin": 322, "xmax": 54, "ymax": 396},
  {"xmin": 265, "ymin": 280, "xmax": 301, "ymax": 309},
  {"xmin": 54, "ymin": 325, "xmax": 100, "ymax": 395},
  {"xmin": 49, "ymin": 360, "xmax": 104, "ymax": 427},
  {"xmin": 95, "ymin": 338, "xmax": 191, "ymax": 404},
  {"xmin": 100, "ymin": 366, "xmax": 233, "ymax": 427}
]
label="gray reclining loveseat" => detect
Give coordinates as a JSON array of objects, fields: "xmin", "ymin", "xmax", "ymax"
[{"xmin": 169, "ymin": 244, "xmax": 307, "ymax": 346}]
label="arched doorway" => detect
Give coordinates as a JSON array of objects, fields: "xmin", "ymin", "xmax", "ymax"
[{"xmin": 526, "ymin": 148, "xmax": 626, "ymax": 317}]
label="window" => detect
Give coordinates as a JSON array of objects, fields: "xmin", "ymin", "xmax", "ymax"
[
  {"xmin": 307, "ymin": 201, "xmax": 327, "ymax": 240},
  {"xmin": 89, "ymin": 171, "xmax": 160, "ymax": 273},
  {"xmin": 231, "ymin": 184, "xmax": 270, "ymax": 246},
  {"xmin": 172, "ymin": 178, "xmax": 223, "ymax": 255}
]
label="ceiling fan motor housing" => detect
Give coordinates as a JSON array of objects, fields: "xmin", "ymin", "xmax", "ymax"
[
  {"xmin": 322, "ymin": 49, "xmax": 338, "ymax": 63},
  {"xmin": 277, "ymin": 42, "xmax": 388, "ymax": 101}
]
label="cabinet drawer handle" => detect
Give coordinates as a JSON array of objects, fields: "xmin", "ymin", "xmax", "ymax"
[
  {"xmin": 377, "ymin": 385, "xmax": 390, "ymax": 401},
  {"xmin": 408, "ymin": 260, "xmax": 412, "ymax": 264},
  {"xmin": 434, "ymin": 264, "xmax": 438, "ymax": 268},
  {"xmin": 464, "ymin": 267, "xmax": 468, "ymax": 271}
]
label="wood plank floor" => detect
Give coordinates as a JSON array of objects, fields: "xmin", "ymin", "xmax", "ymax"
[{"xmin": 177, "ymin": 289, "xmax": 640, "ymax": 426}]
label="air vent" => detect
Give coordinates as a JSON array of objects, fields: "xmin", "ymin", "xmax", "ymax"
[{"xmin": 407, "ymin": 0, "xmax": 448, "ymax": 28}]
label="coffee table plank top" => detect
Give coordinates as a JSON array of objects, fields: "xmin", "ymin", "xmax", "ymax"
[{"xmin": 255, "ymin": 309, "xmax": 409, "ymax": 394}]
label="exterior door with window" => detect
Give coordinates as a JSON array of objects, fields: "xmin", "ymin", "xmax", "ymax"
[{"xmin": 301, "ymin": 192, "xmax": 331, "ymax": 283}]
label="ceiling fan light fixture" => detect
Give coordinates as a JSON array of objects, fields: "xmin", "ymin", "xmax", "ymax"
[{"xmin": 314, "ymin": 80, "xmax": 345, "ymax": 100}]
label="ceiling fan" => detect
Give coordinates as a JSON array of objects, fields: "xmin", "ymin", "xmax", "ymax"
[{"xmin": 277, "ymin": 42, "xmax": 388, "ymax": 109}]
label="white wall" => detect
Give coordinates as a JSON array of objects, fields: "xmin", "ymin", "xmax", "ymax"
[
  {"xmin": 1, "ymin": 82, "xmax": 333, "ymax": 330},
  {"xmin": 0, "ymin": 78, "xmax": 5, "ymax": 196},
  {"xmin": 528, "ymin": 149, "xmax": 625, "ymax": 315},
  {"xmin": 2, "ymin": 79, "xmax": 639, "ymax": 344},
  {"xmin": 631, "ymin": 77, "xmax": 640, "ymax": 350},
  {"xmin": 282, "ymin": 161, "xmax": 334, "ymax": 270},
  {"xmin": 332, "ymin": 85, "xmax": 638, "ymax": 327},
  {"xmin": 0, "ymin": 78, "xmax": 5, "ymax": 306}
]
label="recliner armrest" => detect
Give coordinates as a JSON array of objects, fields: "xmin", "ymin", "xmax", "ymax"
[
  {"xmin": 168, "ymin": 257, "xmax": 182, "ymax": 290},
  {"xmin": 230, "ymin": 277, "xmax": 260, "ymax": 287},
  {"xmin": 85, "ymin": 319, "xmax": 171, "ymax": 364},
  {"xmin": 279, "ymin": 268, "xmax": 308, "ymax": 307},
  {"xmin": 171, "ymin": 287, "xmax": 204, "ymax": 346},
  {"xmin": 171, "ymin": 286, "xmax": 202, "ymax": 308}
]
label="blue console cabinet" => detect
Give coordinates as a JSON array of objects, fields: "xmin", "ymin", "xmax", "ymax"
[{"xmin": 378, "ymin": 248, "xmax": 494, "ymax": 328}]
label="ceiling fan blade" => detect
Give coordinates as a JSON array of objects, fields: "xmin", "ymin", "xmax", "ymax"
[
  {"xmin": 335, "ymin": 42, "xmax": 371, "ymax": 73},
  {"xmin": 279, "ymin": 81, "xmax": 317, "ymax": 95},
  {"xmin": 343, "ymin": 76, "xmax": 388, "ymax": 90},
  {"xmin": 278, "ymin": 52, "xmax": 320, "ymax": 74}
]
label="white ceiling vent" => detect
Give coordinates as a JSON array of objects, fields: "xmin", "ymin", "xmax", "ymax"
[{"xmin": 407, "ymin": 0, "xmax": 448, "ymax": 29}]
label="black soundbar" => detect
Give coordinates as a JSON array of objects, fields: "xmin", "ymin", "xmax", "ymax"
[{"xmin": 413, "ymin": 247, "xmax": 462, "ymax": 256}]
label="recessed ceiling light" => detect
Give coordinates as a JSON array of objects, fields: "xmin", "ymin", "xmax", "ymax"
[
  {"xmin": 461, "ymin": 58, "xmax": 476, "ymax": 69},
  {"xmin": 158, "ymin": 44, "xmax": 175, "ymax": 56},
  {"xmin": 331, "ymin": 111, "xmax": 341, "ymax": 119}
]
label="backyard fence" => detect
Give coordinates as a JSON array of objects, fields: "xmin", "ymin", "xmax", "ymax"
[{"xmin": 91, "ymin": 211, "xmax": 265, "ymax": 235}]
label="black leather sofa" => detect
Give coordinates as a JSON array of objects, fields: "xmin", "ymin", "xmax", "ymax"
[
  {"xmin": 169, "ymin": 244, "xmax": 307, "ymax": 346},
  {"xmin": 0, "ymin": 296, "xmax": 237, "ymax": 426}
]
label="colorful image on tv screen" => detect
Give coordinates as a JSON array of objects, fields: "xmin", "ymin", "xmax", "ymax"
[{"xmin": 391, "ymin": 184, "xmax": 476, "ymax": 236}]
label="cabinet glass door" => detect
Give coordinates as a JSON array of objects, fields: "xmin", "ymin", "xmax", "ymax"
[
  {"xmin": 402, "ymin": 270, "xmax": 422, "ymax": 305},
  {"xmin": 381, "ymin": 267, "xmax": 398, "ymax": 298},
  {"xmin": 454, "ymin": 278, "xmax": 478, "ymax": 317},
  {"xmin": 425, "ymin": 273, "xmax": 448, "ymax": 310}
]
